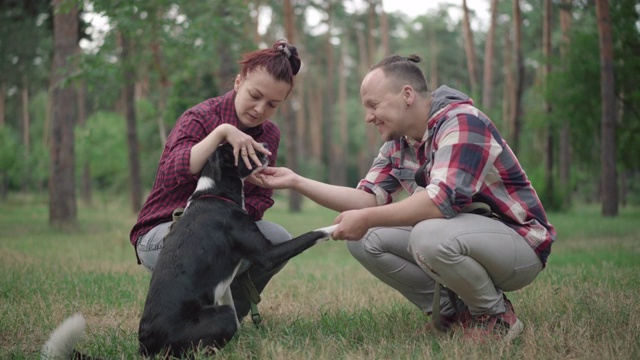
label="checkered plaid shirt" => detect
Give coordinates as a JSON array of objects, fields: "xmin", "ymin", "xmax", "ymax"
[
  {"xmin": 357, "ymin": 100, "xmax": 556, "ymax": 265},
  {"xmin": 130, "ymin": 90, "xmax": 280, "ymax": 249}
]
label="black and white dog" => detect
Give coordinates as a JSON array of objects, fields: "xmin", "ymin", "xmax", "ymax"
[{"xmin": 41, "ymin": 143, "xmax": 336, "ymax": 359}]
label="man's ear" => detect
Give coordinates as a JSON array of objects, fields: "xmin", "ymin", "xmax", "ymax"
[{"xmin": 403, "ymin": 85, "xmax": 415, "ymax": 106}]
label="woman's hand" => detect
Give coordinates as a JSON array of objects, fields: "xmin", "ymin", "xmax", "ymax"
[{"xmin": 221, "ymin": 124, "xmax": 271, "ymax": 169}]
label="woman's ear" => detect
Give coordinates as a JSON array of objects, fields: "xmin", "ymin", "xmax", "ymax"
[{"xmin": 234, "ymin": 74, "xmax": 242, "ymax": 91}]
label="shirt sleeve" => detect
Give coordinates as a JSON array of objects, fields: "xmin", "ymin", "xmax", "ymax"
[
  {"xmin": 157, "ymin": 110, "xmax": 210, "ymax": 192},
  {"xmin": 356, "ymin": 142, "xmax": 401, "ymax": 205},
  {"xmin": 426, "ymin": 113, "xmax": 503, "ymax": 218}
]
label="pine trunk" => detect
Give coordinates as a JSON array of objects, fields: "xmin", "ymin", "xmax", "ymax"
[
  {"xmin": 595, "ymin": 0, "xmax": 618, "ymax": 216},
  {"xmin": 49, "ymin": 0, "xmax": 79, "ymax": 229}
]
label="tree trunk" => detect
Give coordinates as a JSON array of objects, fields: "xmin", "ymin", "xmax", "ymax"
[
  {"xmin": 502, "ymin": 28, "xmax": 513, "ymax": 135},
  {"xmin": 429, "ymin": 24, "xmax": 439, "ymax": 89},
  {"xmin": 245, "ymin": 0, "xmax": 263, "ymax": 44},
  {"xmin": 365, "ymin": 0, "xmax": 380, "ymax": 162},
  {"xmin": 380, "ymin": 2, "xmax": 390, "ymax": 56},
  {"xmin": 21, "ymin": 75, "xmax": 31, "ymax": 192},
  {"xmin": 283, "ymin": 0, "xmax": 302, "ymax": 212},
  {"xmin": 49, "ymin": 0, "xmax": 78, "ymax": 230},
  {"xmin": 543, "ymin": 0, "xmax": 554, "ymax": 205},
  {"xmin": 119, "ymin": 32, "xmax": 143, "ymax": 213},
  {"xmin": 595, "ymin": 0, "xmax": 618, "ymax": 216},
  {"xmin": 309, "ymin": 75, "xmax": 324, "ymax": 165},
  {"xmin": 482, "ymin": 0, "xmax": 499, "ymax": 109},
  {"xmin": 151, "ymin": 7, "xmax": 168, "ymax": 145},
  {"xmin": 462, "ymin": 0, "xmax": 478, "ymax": 96},
  {"xmin": 367, "ymin": 0, "xmax": 378, "ymax": 63},
  {"xmin": 559, "ymin": 0, "xmax": 573, "ymax": 206},
  {"xmin": 0, "ymin": 82, "xmax": 5, "ymax": 127},
  {"xmin": 0, "ymin": 82, "xmax": 6, "ymax": 199},
  {"xmin": 336, "ymin": 38, "xmax": 349, "ymax": 186},
  {"xmin": 77, "ymin": 80, "xmax": 91, "ymax": 205},
  {"xmin": 510, "ymin": 0, "xmax": 524, "ymax": 155},
  {"xmin": 22, "ymin": 75, "xmax": 30, "ymax": 155},
  {"xmin": 325, "ymin": 2, "xmax": 337, "ymax": 185}
]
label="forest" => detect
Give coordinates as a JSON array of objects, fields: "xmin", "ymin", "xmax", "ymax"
[{"xmin": 0, "ymin": 0, "xmax": 639, "ymax": 228}]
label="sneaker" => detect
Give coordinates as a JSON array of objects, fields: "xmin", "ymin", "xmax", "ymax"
[
  {"xmin": 463, "ymin": 295, "xmax": 524, "ymax": 342},
  {"xmin": 433, "ymin": 306, "xmax": 472, "ymax": 333},
  {"xmin": 419, "ymin": 304, "xmax": 471, "ymax": 335}
]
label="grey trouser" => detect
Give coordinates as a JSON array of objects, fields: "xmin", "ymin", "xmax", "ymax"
[
  {"xmin": 346, "ymin": 214, "xmax": 542, "ymax": 316},
  {"xmin": 136, "ymin": 220, "xmax": 292, "ymax": 319}
]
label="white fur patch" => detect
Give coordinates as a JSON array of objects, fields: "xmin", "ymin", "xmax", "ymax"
[
  {"xmin": 213, "ymin": 263, "xmax": 241, "ymax": 306},
  {"xmin": 195, "ymin": 176, "xmax": 215, "ymax": 192},
  {"xmin": 314, "ymin": 224, "xmax": 338, "ymax": 242},
  {"xmin": 41, "ymin": 313, "xmax": 86, "ymax": 360}
]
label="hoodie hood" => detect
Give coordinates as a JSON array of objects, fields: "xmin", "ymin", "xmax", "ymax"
[{"xmin": 428, "ymin": 85, "xmax": 471, "ymax": 119}]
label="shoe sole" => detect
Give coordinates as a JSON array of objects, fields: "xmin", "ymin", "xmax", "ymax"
[{"xmin": 502, "ymin": 318, "xmax": 524, "ymax": 343}]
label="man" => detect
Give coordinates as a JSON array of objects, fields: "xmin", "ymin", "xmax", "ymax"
[{"xmin": 251, "ymin": 54, "xmax": 556, "ymax": 341}]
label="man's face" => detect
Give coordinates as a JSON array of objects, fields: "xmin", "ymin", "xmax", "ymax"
[
  {"xmin": 359, "ymin": 69, "xmax": 409, "ymax": 142},
  {"xmin": 234, "ymin": 68, "xmax": 291, "ymax": 129}
]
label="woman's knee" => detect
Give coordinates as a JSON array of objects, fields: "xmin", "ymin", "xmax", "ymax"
[{"xmin": 255, "ymin": 220, "xmax": 292, "ymax": 245}]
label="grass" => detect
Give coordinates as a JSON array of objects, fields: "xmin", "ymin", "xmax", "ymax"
[{"xmin": 1, "ymin": 192, "xmax": 639, "ymax": 359}]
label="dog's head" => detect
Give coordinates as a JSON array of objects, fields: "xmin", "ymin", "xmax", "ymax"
[{"xmin": 204, "ymin": 143, "xmax": 269, "ymax": 183}]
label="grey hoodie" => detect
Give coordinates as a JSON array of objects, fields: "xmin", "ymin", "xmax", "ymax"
[{"xmin": 428, "ymin": 85, "xmax": 471, "ymax": 119}]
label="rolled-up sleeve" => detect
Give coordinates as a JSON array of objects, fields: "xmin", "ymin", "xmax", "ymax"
[
  {"xmin": 356, "ymin": 142, "xmax": 401, "ymax": 205},
  {"xmin": 427, "ymin": 113, "xmax": 502, "ymax": 218}
]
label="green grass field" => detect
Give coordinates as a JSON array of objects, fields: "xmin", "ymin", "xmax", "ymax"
[{"xmin": 1, "ymin": 193, "xmax": 639, "ymax": 359}]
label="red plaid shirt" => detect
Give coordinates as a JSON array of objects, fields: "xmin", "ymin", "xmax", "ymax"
[
  {"xmin": 357, "ymin": 99, "xmax": 556, "ymax": 266},
  {"xmin": 130, "ymin": 90, "xmax": 281, "ymax": 249}
]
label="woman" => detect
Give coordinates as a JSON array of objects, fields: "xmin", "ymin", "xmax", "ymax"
[{"xmin": 130, "ymin": 40, "xmax": 302, "ymax": 321}]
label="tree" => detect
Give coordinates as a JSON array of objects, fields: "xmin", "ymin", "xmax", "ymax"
[
  {"xmin": 283, "ymin": 0, "xmax": 302, "ymax": 212},
  {"xmin": 595, "ymin": 0, "xmax": 618, "ymax": 216},
  {"xmin": 461, "ymin": 0, "xmax": 478, "ymax": 96},
  {"xmin": 558, "ymin": 0, "xmax": 573, "ymax": 207},
  {"xmin": 482, "ymin": 0, "xmax": 499, "ymax": 109},
  {"xmin": 509, "ymin": 0, "xmax": 524, "ymax": 154},
  {"xmin": 49, "ymin": 0, "xmax": 79, "ymax": 229},
  {"xmin": 542, "ymin": 0, "xmax": 554, "ymax": 205},
  {"xmin": 119, "ymin": 31, "xmax": 143, "ymax": 213}
]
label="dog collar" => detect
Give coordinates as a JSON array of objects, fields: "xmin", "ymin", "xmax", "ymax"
[{"xmin": 195, "ymin": 194, "xmax": 239, "ymax": 206}]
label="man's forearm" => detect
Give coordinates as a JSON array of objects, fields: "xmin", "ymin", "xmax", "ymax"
[{"xmin": 292, "ymin": 176, "xmax": 377, "ymax": 212}]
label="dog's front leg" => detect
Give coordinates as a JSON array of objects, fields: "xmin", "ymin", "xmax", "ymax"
[
  {"xmin": 214, "ymin": 263, "xmax": 242, "ymax": 329},
  {"xmin": 314, "ymin": 224, "xmax": 338, "ymax": 241}
]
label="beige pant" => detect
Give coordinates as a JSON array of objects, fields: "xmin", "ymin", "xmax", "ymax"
[{"xmin": 346, "ymin": 214, "xmax": 542, "ymax": 316}]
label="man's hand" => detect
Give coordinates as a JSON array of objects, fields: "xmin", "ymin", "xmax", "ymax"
[
  {"xmin": 331, "ymin": 209, "xmax": 371, "ymax": 241},
  {"xmin": 248, "ymin": 166, "xmax": 296, "ymax": 189}
]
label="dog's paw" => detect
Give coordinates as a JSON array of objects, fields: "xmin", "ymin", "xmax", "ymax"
[{"xmin": 314, "ymin": 224, "xmax": 338, "ymax": 241}]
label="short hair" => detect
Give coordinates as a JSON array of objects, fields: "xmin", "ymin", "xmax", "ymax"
[
  {"xmin": 370, "ymin": 54, "xmax": 429, "ymax": 93},
  {"xmin": 238, "ymin": 40, "xmax": 302, "ymax": 87}
]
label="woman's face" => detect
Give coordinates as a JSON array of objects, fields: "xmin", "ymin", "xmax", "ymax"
[{"xmin": 234, "ymin": 68, "xmax": 291, "ymax": 129}]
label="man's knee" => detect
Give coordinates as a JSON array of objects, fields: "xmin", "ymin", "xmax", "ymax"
[
  {"xmin": 409, "ymin": 219, "xmax": 452, "ymax": 267},
  {"xmin": 346, "ymin": 227, "xmax": 385, "ymax": 261}
]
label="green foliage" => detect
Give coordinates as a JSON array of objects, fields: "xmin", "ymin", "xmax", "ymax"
[
  {"xmin": 76, "ymin": 111, "xmax": 129, "ymax": 191},
  {"xmin": 0, "ymin": 126, "xmax": 20, "ymax": 184},
  {"xmin": 2, "ymin": 0, "xmax": 639, "ymax": 210}
]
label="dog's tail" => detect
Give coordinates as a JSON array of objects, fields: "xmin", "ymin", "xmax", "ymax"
[{"xmin": 41, "ymin": 313, "xmax": 86, "ymax": 360}]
